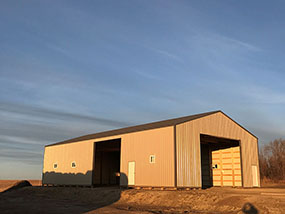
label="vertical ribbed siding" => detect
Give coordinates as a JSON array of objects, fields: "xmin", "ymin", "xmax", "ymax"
[
  {"xmin": 176, "ymin": 121, "xmax": 201, "ymax": 187},
  {"xmin": 43, "ymin": 112, "xmax": 258, "ymax": 188},
  {"xmin": 120, "ymin": 126, "xmax": 175, "ymax": 187},
  {"xmin": 43, "ymin": 126, "xmax": 175, "ymax": 187},
  {"xmin": 176, "ymin": 112, "xmax": 259, "ymax": 188},
  {"xmin": 43, "ymin": 140, "xmax": 94, "ymax": 185}
]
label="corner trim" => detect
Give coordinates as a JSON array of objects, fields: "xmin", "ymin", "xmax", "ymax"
[
  {"xmin": 239, "ymin": 140, "xmax": 244, "ymax": 187},
  {"xmin": 174, "ymin": 125, "xmax": 177, "ymax": 187}
]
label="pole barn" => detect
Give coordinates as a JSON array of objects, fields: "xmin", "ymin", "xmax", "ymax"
[{"xmin": 42, "ymin": 111, "xmax": 260, "ymax": 188}]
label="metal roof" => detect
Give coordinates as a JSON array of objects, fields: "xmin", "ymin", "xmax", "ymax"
[{"xmin": 45, "ymin": 110, "xmax": 257, "ymax": 147}]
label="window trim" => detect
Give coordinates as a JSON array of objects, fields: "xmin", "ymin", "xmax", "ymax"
[
  {"xmin": 71, "ymin": 161, "xmax": 76, "ymax": 168},
  {"xmin": 149, "ymin": 155, "xmax": 156, "ymax": 164}
]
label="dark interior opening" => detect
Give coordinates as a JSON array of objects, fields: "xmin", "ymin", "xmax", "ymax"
[
  {"xmin": 93, "ymin": 138, "xmax": 121, "ymax": 186},
  {"xmin": 200, "ymin": 134, "xmax": 240, "ymax": 189}
]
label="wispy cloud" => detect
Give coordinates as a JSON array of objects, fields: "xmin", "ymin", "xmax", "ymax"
[
  {"xmin": 142, "ymin": 45, "xmax": 184, "ymax": 62},
  {"xmin": 215, "ymin": 34, "xmax": 261, "ymax": 52},
  {"xmin": 0, "ymin": 101, "xmax": 131, "ymax": 127},
  {"xmin": 241, "ymin": 85, "xmax": 285, "ymax": 104},
  {"xmin": 133, "ymin": 69, "xmax": 160, "ymax": 80},
  {"xmin": 0, "ymin": 149, "xmax": 43, "ymax": 164},
  {"xmin": 183, "ymin": 32, "xmax": 263, "ymax": 79},
  {"xmin": 193, "ymin": 33, "xmax": 262, "ymax": 52},
  {"xmin": 45, "ymin": 42, "xmax": 71, "ymax": 56},
  {"xmin": 1, "ymin": 0, "xmax": 285, "ymax": 179},
  {"xmin": 151, "ymin": 47, "xmax": 183, "ymax": 61},
  {"xmin": 0, "ymin": 135, "xmax": 49, "ymax": 146},
  {"xmin": 0, "ymin": 101, "xmax": 133, "ymax": 168}
]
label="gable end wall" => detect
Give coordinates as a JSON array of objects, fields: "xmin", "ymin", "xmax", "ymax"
[{"xmin": 176, "ymin": 112, "xmax": 259, "ymax": 188}]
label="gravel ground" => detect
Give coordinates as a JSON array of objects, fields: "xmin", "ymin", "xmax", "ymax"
[{"xmin": 0, "ymin": 181, "xmax": 285, "ymax": 214}]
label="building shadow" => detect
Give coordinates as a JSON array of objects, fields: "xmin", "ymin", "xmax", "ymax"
[
  {"xmin": 41, "ymin": 171, "xmax": 129, "ymax": 212},
  {"xmin": 43, "ymin": 170, "xmax": 93, "ymax": 186},
  {"xmin": 241, "ymin": 203, "xmax": 259, "ymax": 214}
]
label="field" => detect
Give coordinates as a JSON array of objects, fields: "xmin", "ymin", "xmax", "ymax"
[{"xmin": 0, "ymin": 180, "xmax": 285, "ymax": 214}]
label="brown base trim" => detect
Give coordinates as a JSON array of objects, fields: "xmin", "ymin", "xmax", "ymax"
[
  {"xmin": 43, "ymin": 184, "xmax": 92, "ymax": 188},
  {"xmin": 120, "ymin": 186, "xmax": 202, "ymax": 191}
]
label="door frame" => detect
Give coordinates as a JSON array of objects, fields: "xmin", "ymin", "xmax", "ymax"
[
  {"xmin": 252, "ymin": 165, "xmax": 259, "ymax": 187},
  {"xmin": 128, "ymin": 161, "xmax": 135, "ymax": 186}
]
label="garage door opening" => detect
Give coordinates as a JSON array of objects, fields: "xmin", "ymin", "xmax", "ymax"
[
  {"xmin": 200, "ymin": 134, "xmax": 242, "ymax": 188},
  {"xmin": 93, "ymin": 138, "xmax": 121, "ymax": 186}
]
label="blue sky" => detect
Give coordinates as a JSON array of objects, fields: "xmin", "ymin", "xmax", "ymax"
[{"xmin": 1, "ymin": 0, "xmax": 285, "ymax": 179}]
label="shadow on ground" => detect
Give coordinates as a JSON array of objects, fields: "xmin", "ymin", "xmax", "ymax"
[
  {"xmin": 0, "ymin": 172, "xmax": 129, "ymax": 213},
  {"xmin": 0, "ymin": 186, "xmax": 124, "ymax": 213},
  {"xmin": 2, "ymin": 181, "xmax": 284, "ymax": 214}
]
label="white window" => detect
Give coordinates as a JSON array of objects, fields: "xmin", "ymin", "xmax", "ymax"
[
  {"xmin": 71, "ymin": 161, "xmax": 76, "ymax": 168},
  {"xmin": 149, "ymin": 155, "xmax": 155, "ymax": 163},
  {"xmin": 53, "ymin": 163, "xmax": 58, "ymax": 169}
]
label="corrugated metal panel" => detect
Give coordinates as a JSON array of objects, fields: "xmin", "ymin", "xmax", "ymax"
[
  {"xmin": 43, "ymin": 126, "xmax": 175, "ymax": 187},
  {"xmin": 90, "ymin": 126, "xmax": 175, "ymax": 187},
  {"xmin": 43, "ymin": 111, "xmax": 258, "ymax": 188},
  {"xmin": 176, "ymin": 122, "xmax": 200, "ymax": 187},
  {"xmin": 176, "ymin": 112, "xmax": 259, "ymax": 188},
  {"xmin": 120, "ymin": 126, "xmax": 175, "ymax": 187},
  {"xmin": 42, "ymin": 140, "xmax": 94, "ymax": 185}
]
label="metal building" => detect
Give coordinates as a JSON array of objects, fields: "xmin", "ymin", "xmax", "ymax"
[{"xmin": 42, "ymin": 111, "xmax": 260, "ymax": 188}]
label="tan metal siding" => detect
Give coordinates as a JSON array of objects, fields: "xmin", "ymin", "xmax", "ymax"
[
  {"xmin": 43, "ymin": 140, "xmax": 94, "ymax": 185},
  {"xmin": 120, "ymin": 126, "xmax": 175, "ymax": 187},
  {"xmin": 176, "ymin": 123, "xmax": 200, "ymax": 187},
  {"xmin": 43, "ymin": 126, "xmax": 175, "ymax": 187},
  {"xmin": 88, "ymin": 126, "xmax": 175, "ymax": 187},
  {"xmin": 176, "ymin": 112, "xmax": 259, "ymax": 188}
]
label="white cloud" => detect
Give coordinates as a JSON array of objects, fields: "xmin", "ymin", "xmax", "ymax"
[
  {"xmin": 0, "ymin": 135, "xmax": 49, "ymax": 145},
  {"xmin": 193, "ymin": 32, "xmax": 261, "ymax": 52},
  {"xmin": 215, "ymin": 34, "xmax": 261, "ymax": 52},
  {"xmin": 150, "ymin": 47, "xmax": 183, "ymax": 61},
  {"xmin": 243, "ymin": 85, "xmax": 285, "ymax": 104},
  {"xmin": 46, "ymin": 42, "xmax": 71, "ymax": 56},
  {"xmin": 133, "ymin": 69, "xmax": 160, "ymax": 80},
  {"xmin": 141, "ymin": 45, "xmax": 184, "ymax": 62}
]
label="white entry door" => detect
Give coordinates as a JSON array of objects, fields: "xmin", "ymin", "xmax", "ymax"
[
  {"xmin": 252, "ymin": 165, "xmax": 258, "ymax": 187},
  {"xmin": 128, "ymin": 161, "xmax": 135, "ymax": 186}
]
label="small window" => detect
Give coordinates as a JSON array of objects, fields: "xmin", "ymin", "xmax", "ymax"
[
  {"xmin": 71, "ymin": 161, "xmax": 76, "ymax": 168},
  {"xmin": 53, "ymin": 163, "xmax": 58, "ymax": 169},
  {"xmin": 149, "ymin": 155, "xmax": 155, "ymax": 163}
]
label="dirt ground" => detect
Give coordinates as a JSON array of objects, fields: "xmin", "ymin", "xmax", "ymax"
[{"xmin": 0, "ymin": 180, "xmax": 285, "ymax": 214}]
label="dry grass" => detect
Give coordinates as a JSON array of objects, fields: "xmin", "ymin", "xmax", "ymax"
[{"xmin": 261, "ymin": 178, "xmax": 285, "ymax": 188}]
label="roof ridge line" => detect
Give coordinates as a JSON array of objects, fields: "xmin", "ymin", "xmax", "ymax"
[{"xmin": 46, "ymin": 110, "xmax": 221, "ymax": 147}]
